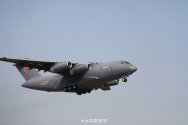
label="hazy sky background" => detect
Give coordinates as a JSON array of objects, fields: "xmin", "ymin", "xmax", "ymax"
[{"xmin": 0, "ymin": 0, "xmax": 188, "ymax": 125}]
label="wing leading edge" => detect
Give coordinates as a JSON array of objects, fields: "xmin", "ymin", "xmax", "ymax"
[{"xmin": 0, "ymin": 57, "xmax": 89, "ymax": 76}]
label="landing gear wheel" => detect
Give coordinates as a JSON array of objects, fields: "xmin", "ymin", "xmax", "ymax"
[
  {"xmin": 87, "ymin": 89, "xmax": 91, "ymax": 93},
  {"xmin": 122, "ymin": 78, "xmax": 127, "ymax": 82},
  {"xmin": 76, "ymin": 91, "xmax": 82, "ymax": 95},
  {"xmin": 83, "ymin": 90, "xmax": 86, "ymax": 94}
]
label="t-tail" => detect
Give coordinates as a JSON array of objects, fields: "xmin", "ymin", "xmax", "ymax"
[{"xmin": 15, "ymin": 64, "xmax": 41, "ymax": 81}]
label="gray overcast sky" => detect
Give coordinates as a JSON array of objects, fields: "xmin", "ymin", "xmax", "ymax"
[{"xmin": 0, "ymin": 0, "xmax": 188, "ymax": 125}]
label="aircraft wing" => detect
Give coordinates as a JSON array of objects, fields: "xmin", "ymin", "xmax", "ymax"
[
  {"xmin": 0, "ymin": 57, "xmax": 55, "ymax": 72},
  {"xmin": 0, "ymin": 57, "xmax": 75, "ymax": 74}
]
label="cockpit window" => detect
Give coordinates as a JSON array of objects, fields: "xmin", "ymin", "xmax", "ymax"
[{"xmin": 121, "ymin": 61, "xmax": 130, "ymax": 64}]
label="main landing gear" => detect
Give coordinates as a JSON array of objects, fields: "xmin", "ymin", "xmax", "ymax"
[
  {"xmin": 63, "ymin": 85, "xmax": 92, "ymax": 95},
  {"xmin": 76, "ymin": 89, "xmax": 91, "ymax": 95}
]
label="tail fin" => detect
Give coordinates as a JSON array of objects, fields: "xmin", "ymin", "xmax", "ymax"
[{"xmin": 15, "ymin": 64, "xmax": 41, "ymax": 81}]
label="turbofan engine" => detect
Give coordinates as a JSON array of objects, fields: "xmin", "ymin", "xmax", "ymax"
[
  {"xmin": 69, "ymin": 64, "xmax": 91, "ymax": 75},
  {"xmin": 50, "ymin": 62, "xmax": 72, "ymax": 73}
]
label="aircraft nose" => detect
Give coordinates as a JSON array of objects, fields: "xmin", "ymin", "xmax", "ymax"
[{"xmin": 130, "ymin": 65, "xmax": 137, "ymax": 73}]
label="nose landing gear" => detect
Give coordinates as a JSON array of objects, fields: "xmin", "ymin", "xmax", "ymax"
[
  {"xmin": 122, "ymin": 76, "xmax": 128, "ymax": 82},
  {"xmin": 122, "ymin": 78, "xmax": 127, "ymax": 82}
]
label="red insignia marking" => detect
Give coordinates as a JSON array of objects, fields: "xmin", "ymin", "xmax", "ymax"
[{"xmin": 22, "ymin": 66, "xmax": 29, "ymax": 72}]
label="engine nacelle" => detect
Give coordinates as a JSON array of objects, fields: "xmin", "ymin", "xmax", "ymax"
[
  {"xmin": 107, "ymin": 80, "xmax": 119, "ymax": 86},
  {"xmin": 50, "ymin": 62, "xmax": 72, "ymax": 73},
  {"xmin": 69, "ymin": 64, "xmax": 91, "ymax": 75}
]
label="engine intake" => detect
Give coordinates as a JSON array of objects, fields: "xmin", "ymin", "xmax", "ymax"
[
  {"xmin": 69, "ymin": 64, "xmax": 91, "ymax": 75},
  {"xmin": 50, "ymin": 62, "xmax": 72, "ymax": 73}
]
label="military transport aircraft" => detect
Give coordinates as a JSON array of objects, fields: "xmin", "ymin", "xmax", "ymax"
[{"xmin": 0, "ymin": 57, "xmax": 137, "ymax": 95}]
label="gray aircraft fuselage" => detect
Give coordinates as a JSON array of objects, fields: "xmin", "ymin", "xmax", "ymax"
[{"xmin": 21, "ymin": 61, "xmax": 137, "ymax": 94}]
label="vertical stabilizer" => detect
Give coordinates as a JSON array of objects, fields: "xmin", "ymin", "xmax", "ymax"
[{"xmin": 16, "ymin": 65, "xmax": 41, "ymax": 81}]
